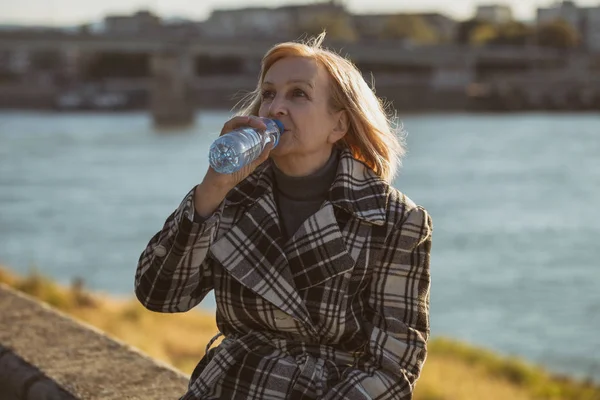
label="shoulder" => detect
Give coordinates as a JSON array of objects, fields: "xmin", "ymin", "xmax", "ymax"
[
  {"xmin": 335, "ymin": 152, "xmax": 431, "ymax": 231},
  {"xmin": 384, "ymin": 185, "xmax": 432, "ymax": 231}
]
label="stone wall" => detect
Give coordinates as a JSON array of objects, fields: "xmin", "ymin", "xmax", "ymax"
[{"xmin": 0, "ymin": 284, "xmax": 190, "ymax": 399}]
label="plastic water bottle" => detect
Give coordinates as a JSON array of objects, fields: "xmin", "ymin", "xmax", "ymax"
[{"xmin": 209, "ymin": 118, "xmax": 284, "ymax": 174}]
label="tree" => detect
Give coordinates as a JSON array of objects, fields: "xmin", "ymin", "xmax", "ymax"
[
  {"xmin": 456, "ymin": 19, "xmax": 535, "ymax": 47},
  {"xmin": 488, "ymin": 22, "xmax": 534, "ymax": 46},
  {"xmin": 470, "ymin": 24, "xmax": 498, "ymax": 45},
  {"xmin": 380, "ymin": 15, "xmax": 438, "ymax": 44},
  {"xmin": 536, "ymin": 19, "xmax": 580, "ymax": 48},
  {"xmin": 456, "ymin": 18, "xmax": 489, "ymax": 44},
  {"xmin": 78, "ymin": 24, "xmax": 92, "ymax": 35},
  {"xmin": 298, "ymin": 14, "xmax": 358, "ymax": 42}
]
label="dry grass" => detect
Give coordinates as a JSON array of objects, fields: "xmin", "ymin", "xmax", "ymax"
[
  {"xmin": 416, "ymin": 354, "xmax": 533, "ymax": 400},
  {"xmin": 1, "ymin": 266, "xmax": 598, "ymax": 400}
]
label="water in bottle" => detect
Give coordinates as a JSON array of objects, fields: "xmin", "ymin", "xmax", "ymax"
[{"xmin": 209, "ymin": 118, "xmax": 284, "ymax": 174}]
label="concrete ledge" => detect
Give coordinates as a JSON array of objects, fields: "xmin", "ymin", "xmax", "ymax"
[
  {"xmin": 0, "ymin": 284, "xmax": 190, "ymax": 399},
  {"xmin": 0, "ymin": 345, "xmax": 77, "ymax": 400}
]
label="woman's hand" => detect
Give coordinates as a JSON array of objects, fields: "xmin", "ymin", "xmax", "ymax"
[{"xmin": 194, "ymin": 116, "xmax": 273, "ymax": 217}]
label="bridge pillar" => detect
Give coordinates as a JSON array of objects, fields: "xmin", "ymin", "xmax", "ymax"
[{"xmin": 150, "ymin": 50, "xmax": 195, "ymax": 128}]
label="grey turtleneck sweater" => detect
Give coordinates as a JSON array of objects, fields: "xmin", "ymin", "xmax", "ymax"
[
  {"xmin": 272, "ymin": 149, "xmax": 339, "ymax": 241},
  {"xmin": 194, "ymin": 149, "xmax": 340, "ymax": 241}
]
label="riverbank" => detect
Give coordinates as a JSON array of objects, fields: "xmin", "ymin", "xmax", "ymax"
[{"xmin": 1, "ymin": 265, "xmax": 598, "ymax": 400}]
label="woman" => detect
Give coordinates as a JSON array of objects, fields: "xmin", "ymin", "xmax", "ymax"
[{"xmin": 135, "ymin": 33, "xmax": 433, "ymax": 400}]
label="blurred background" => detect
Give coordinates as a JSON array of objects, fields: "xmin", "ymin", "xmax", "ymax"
[{"xmin": 1, "ymin": 0, "xmax": 599, "ymax": 392}]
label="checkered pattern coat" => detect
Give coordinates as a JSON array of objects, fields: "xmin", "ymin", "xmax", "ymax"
[{"xmin": 135, "ymin": 149, "xmax": 433, "ymax": 400}]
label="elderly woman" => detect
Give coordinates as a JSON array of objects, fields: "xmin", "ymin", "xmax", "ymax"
[{"xmin": 135, "ymin": 33, "xmax": 433, "ymax": 400}]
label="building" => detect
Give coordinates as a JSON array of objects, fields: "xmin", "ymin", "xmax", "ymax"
[
  {"xmin": 353, "ymin": 13, "xmax": 457, "ymax": 42},
  {"xmin": 200, "ymin": 1, "xmax": 350, "ymax": 40},
  {"xmin": 420, "ymin": 13, "xmax": 458, "ymax": 42},
  {"xmin": 0, "ymin": 49, "xmax": 30, "ymax": 74},
  {"xmin": 537, "ymin": 1, "xmax": 581, "ymax": 29},
  {"xmin": 352, "ymin": 14, "xmax": 387, "ymax": 40},
  {"xmin": 582, "ymin": 7, "xmax": 600, "ymax": 52},
  {"xmin": 104, "ymin": 11, "xmax": 162, "ymax": 35},
  {"xmin": 537, "ymin": 1, "xmax": 600, "ymax": 52},
  {"xmin": 285, "ymin": 2, "xmax": 352, "ymax": 39},
  {"xmin": 200, "ymin": 7, "xmax": 293, "ymax": 39},
  {"xmin": 475, "ymin": 4, "xmax": 514, "ymax": 24}
]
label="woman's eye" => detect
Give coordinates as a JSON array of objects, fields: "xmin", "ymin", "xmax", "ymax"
[
  {"xmin": 292, "ymin": 89, "xmax": 306, "ymax": 98},
  {"xmin": 261, "ymin": 90, "xmax": 275, "ymax": 100}
]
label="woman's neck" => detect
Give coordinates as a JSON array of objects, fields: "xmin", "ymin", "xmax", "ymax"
[
  {"xmin": 272, "ymin": 149, "xmax": 339, "ymax": 200},
  {"xmin": 271, "ymin": 148, "xmax": 334, "ymax": 177}
]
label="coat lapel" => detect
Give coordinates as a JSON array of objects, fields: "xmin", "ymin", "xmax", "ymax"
[
  {"xmin": 209, "ymin": 150, "xmax": 390, "ymax": 330},
  {"xmin": 284, "ymin": 201, "xmax": 358, "ymax": 290},
  {"xmin": 210, "ymin": 166, "xmax": 313, "ymax": 327}
]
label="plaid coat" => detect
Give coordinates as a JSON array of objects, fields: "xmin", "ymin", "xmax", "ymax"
[{"xmin": 135, "ymin": 149, "xmax": 433, "ymax": 400}]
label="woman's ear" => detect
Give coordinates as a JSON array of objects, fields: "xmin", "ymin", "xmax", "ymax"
[{"xmin": 329, "ymin": 110, "xmax": 349, "ymax": 143}]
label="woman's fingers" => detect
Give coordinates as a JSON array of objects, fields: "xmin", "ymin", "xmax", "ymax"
[
  {"xmin": 220, "ymin": 115, "xmax": 267, "ymax": 136},
  {"xmin": 254, "ymin": 142, "xmax": 274, "ymax": 168}
]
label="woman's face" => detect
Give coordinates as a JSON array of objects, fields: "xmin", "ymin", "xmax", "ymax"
[{"xmin": 258, "ymin": 56, "xmax": 347, "ymax": 175}]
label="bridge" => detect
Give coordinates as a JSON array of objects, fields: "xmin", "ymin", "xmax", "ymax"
[
  {"xmin": 0, "ymin": 31, "xmax": 598, "ymax": 123},
  {"xmin": 0, "ymin": 31, "xmax": 568, "ymax": 63}
]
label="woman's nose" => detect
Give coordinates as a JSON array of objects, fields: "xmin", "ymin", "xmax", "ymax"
[{"xmin": 268, "ymin": 95, "xmax": 287, "ymax": 117}]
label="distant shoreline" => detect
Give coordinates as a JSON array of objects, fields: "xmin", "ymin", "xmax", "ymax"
[{"xmin": 1, "ymin": 107, "xmax": 600, "ymax": 115}]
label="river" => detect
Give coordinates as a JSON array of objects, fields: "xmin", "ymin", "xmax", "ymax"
[{"xmin": 1, "ymin": 110, "xmax": 599, "ymax": 382}]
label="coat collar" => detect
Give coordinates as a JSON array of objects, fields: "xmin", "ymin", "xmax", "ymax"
[{"xmin": 224, "ymin": 148, "xmax": 390, "ymax": 226}]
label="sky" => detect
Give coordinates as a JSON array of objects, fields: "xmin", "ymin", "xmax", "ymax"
[{"xmin": 1, "ymin": 0, "xmax": 599, "ymax": 26}]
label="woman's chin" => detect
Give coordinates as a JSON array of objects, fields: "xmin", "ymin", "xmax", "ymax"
[{"xmin": 270, "ymin": 141, "xmax": 289, "ymax": 157}]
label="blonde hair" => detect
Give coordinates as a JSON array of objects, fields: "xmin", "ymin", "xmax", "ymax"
[{"xmin": 236, "ymin": 32, "xmax": 406, "ymax": 183}]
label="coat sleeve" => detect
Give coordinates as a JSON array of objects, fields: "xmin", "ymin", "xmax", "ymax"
[
  {"xmin": 324, "ymin": 205, "xmax": 432, "ymax": 400},
  {"xmin": 134, "ymin": 186, "xmax": 224, "ymax": 313}
]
